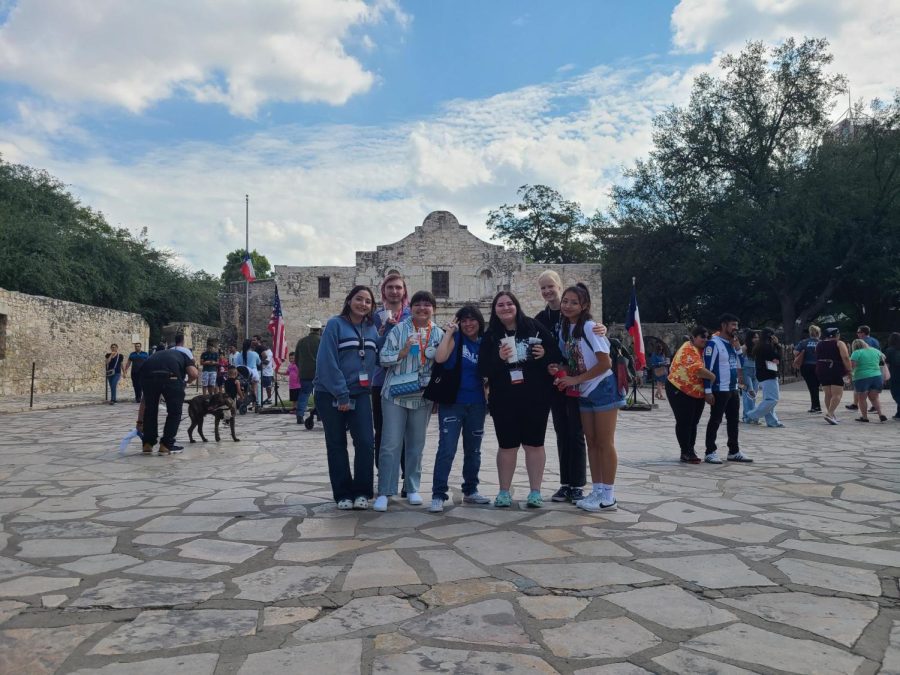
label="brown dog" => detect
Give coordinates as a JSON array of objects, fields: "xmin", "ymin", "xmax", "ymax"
[{"xmin": 187, "ymin": 393, "xmax": 240, "ymax": 443}]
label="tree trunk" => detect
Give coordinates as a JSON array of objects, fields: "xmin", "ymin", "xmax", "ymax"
[{"xmin": 779, "ymin": 294, "xmax": 799, "ymax": 344}]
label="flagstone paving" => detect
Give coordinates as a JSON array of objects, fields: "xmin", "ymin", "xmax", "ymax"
[{"xmin": 0, "ymin": 383, "xmax": 898, "ymax": 673}]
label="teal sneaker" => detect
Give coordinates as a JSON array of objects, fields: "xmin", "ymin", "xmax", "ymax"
[
  {"xmin": 526, "ymin": 490, "xmax": 543, "ymax": 508},
  {"xmin": 494, "ymin": 491, "xmax": 512, "ymax": 508}
]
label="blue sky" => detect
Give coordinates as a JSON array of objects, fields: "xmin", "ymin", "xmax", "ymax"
[{"xmin": 0, "ymin": 0, "xmax": 896, "ymax": 272}]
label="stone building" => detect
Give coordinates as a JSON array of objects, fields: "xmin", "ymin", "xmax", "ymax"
[
  {"xmin": 0, "ymin": 288, "xmax": 149, "ymax": 397},
  {"xmin": 220, "ymin": 211, "xmax": 603, "ymax": 350}
]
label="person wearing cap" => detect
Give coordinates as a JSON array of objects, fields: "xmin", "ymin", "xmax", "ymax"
[
  {"xmin": 815, "ymin": 327, "xmax": 852, "ymax": 425},
  {"xmin": 294, "ymin": 319, "xmax": 323, "ymax": 425}
]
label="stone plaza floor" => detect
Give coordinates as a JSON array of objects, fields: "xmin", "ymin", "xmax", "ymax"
[{"xmin": 0, "ymin": 384, "xmax": 898, "ymax": 674}]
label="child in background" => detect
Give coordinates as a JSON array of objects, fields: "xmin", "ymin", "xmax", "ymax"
[
  {"xmin": 287, "ymin": 352, "xmax": 301, "ymax": 414},
  {"xmin": 224, "ymin": 365, "xmax": 244, "ymax": 406},
  {"xmin": 216, "ymin": 353, "xmax": 229, "ymax": 393}
]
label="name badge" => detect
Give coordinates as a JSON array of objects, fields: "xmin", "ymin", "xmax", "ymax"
[
  {"xmin": 359, "ymin": 371, "xmax": 370, "ymax": 387},
  {"xmin": 510, "ymin": 369, "xmax": 524, "ymax": 384}
]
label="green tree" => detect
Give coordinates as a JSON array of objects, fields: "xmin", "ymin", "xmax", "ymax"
[
  {"xmin": 0, "ymin": 155, "xmax": 222, "ymax": 338},
  {"xmin": 221, "ymin": 249, "xmax": 272, "ymax": 285},
  {"xmin": 486, "ymin": 184, "xmax": 601, "ymax": 263},
  {"xmin": 599, "ymin": 39, "xmax": 900, "ymax": 339}
]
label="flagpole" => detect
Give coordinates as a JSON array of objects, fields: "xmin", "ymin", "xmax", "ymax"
[{"xmin": 245, "ymin": 194, "xmax": 250, "ymax": 340}]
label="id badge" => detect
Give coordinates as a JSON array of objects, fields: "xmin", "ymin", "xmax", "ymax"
[
  {"xmin": 510, "ymin": 369, "xmax": 524, "ymax": 384},
  {"xmin": 359, "ymin": 371, "xmax": 370, "ymax": 387}
]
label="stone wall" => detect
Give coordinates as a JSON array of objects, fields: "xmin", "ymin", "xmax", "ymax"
[
  {"xmin": 0, "ymin": 288, "xmax": 149, "ymax": 396},
  {"xmin": 161, "ymin": 322, "xmax": 222, "ymax": 355},
  {"xmin": 261, "ymin": 212, "xmax": 603, "ymax": 350},
  {"xmin": 219, "ymin": 280, "xmax": 277, "ymax": 348}
]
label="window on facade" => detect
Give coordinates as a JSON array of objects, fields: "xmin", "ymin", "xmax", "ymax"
[
  {"xmin": 318, "ymin": 276, "xmax": 331, "ymax": 299},
  {"xmin": 432, "ymin": 271, "xmax": 450, "ymax": 298},
  {"xmin": 0, "ymin": 313, "xmax": 6, "ymax": 359}
]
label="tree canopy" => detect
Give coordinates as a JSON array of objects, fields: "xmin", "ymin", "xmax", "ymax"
[
  {"xmin": 486, "ymin": 184, "xmax": 601, "ymax": 263},
  {"xmin": 221, "ymin": 248, "xmax": 272, "ymax": 285},
  {"xmin": 597, "ymin": 38, "xmax": 900, "ymax": 340},
  {"xmin": 0, "ymin": 157, "xmax": 220, "ymax": 340}
]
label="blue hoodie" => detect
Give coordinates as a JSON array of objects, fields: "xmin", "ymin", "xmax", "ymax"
[{"xmin": 314, "ymin": 315, "xmax": 378, "ymax": 405}]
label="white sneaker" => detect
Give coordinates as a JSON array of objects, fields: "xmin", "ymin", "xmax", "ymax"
[
  {"xmin": 336, "ymin": 499, "xmax": 353, "ymax": 510},
  {"xmin": 428, "ymin": 498, "xmax": 444, "ymax": 513},
  {"xmin": 463, "ymin": 492, "xmax": 491, "ymax": 504},
  {"xmin": 407, "ymin": 492, "xmax": 423, "ymax": 506},
  {"xmin": 599, "ymin": 499, "xmax": 618, "ymax": 511},
  {"xmin": 576, "ymin": 491, "xmax": 602, "ymax": 510},
  {"xmin": 704, "ymin": 452, "xmax": 723, "ymax": 464},
  {"xmin": 373, "ymin": 495, "xmax": 388, "ymax": 512},
  {"xmin": 352, "ymin": 496, "xmax": 369, "ymax": 510}
]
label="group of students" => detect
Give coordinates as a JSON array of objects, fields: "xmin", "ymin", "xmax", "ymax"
[
  {"xmin": 664, "ymin": 316, "xmax": 899, "ymax": 467},
  {"xmin": 312, "ymin": 271, "xmax": 626, "ymax": 514}
]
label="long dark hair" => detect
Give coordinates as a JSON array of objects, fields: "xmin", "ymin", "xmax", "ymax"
[
  {"xmin": 753, "ymin": 328, "xmax": 776, "ymax": 358},
  {"xmin": 889, "ymin": 332, "xmax": 900, "ymax": 349},
  {"xmin": 340, "ymin": 285, "xmax": 375, "ymax": 323},
  {"xmin": 241, "ymin": 338, "xmax": 251, "ymax": 365},
  {"xmin": 559, "ymin": 284, "xmax": 592, "ymax": 339},
  {"xmin": 456, "ymin": 304, "xmax": 485, "ymax": 337},
  {"xmin": 488, "ymin": 291, "xmax": 526, "ymax": 335}
]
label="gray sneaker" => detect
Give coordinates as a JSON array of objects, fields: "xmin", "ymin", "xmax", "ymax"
[
  {"xmin": 463, "ymin": 492, "xmax": 491, "ymax": 504},
  {"xmin": 704, "ymin": 452, "xmax": 723, "ymax": 464}
]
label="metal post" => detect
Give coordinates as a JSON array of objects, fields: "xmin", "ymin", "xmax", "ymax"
[
  {"xmin": 245, "ymin": 194, "xmax": 250, "ymax": 340},
  {"xmin": 29, "ymin": 362, "xmax": 35, "ymax": 408}
]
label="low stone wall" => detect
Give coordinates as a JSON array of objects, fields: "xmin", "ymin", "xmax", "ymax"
[
  {"xmin": 607, "ymin": 322, "xmax": 691, "ymax": 356},
  {"xmin": 161, "ymin": 322, "xmax": 222, "ymax": 354},
  {"xmin": 0, "ymin": 288, "xmax": 149, "ymax": 397}
]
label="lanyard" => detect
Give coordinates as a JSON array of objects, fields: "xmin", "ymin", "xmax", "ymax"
[
  {"xmin": 351, "ymin": 321, "xmax": 366, "ymax": 361},
  {"xmin": 416, "ymin": 324, "xmax": 432, "ymax": 367}
]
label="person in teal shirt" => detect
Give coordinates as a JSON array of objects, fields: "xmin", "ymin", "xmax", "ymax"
[{"xmin": 849, "ymin": 340, "xmax": 887, "ymax": 423}]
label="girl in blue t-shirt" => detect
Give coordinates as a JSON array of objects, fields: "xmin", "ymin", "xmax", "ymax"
[{"xmin": 427, "ymin": 305, "xmax": 491, "ymax": 513}]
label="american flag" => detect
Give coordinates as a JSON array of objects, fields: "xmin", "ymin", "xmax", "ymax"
[{"xmin": 268, "ymin": 286, "xmax": 288, "ymax": 373}]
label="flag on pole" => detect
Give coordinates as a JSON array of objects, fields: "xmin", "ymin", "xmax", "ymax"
[
  {"xmin": 240, "ymin": 252, "xmax": 256, "ymax": 282},
  {"xmin": 625, "ymin": 282, "xmax": 646, "ymax": 371},
  {"xmin": 268, "ymin": 286, "xmax": 288, "ymax": 373}
]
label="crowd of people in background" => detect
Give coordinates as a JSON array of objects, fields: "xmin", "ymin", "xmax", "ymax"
[{"xmin": 115, "ymin": 272, "xmax": 898, "ymax": 512}]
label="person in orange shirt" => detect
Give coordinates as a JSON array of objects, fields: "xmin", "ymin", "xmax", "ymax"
[{"xmin": 666, "ymin": 327, "xmax": 717, "ymax": 464}]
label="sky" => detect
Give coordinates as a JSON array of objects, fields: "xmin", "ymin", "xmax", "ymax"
[{"xmin": 1, "ymin": 0, "xmax": 898, "ymax": 274}]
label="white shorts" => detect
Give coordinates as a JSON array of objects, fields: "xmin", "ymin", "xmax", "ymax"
[
  {"xmin": 249, "ymin": 369, "xmax": 261, "ymax": 382},
  {"xmin": 201, "ymin": 371, "xmax": 217, "ymax": 387}
]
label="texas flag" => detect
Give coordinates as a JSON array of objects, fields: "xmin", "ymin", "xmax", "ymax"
[
  {"xmin": 625, "ymin": 284, "xmax": 646, "ymax": 371},
  {"xmin": 240, "ymin": 252, "xmax": 256, "ymax": 282}
]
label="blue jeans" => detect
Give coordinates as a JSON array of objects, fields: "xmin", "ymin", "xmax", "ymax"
[
  {"xmin": 107, "ymin": 373, "xmax": 121, "ymax": 402},
  {"xmin": 315, "ymin": 391, "xmax": 374, "ymax": 502},
  {"xmin": 749, "ymin": 378, "xmax": 781, "ymax": 426},
  {"xmin": 378, "ymin": 399, "xmax": 431, "ymax": 496},
  {"xmin": 296, "ymin": 379, "xmax": 315, "ymax": 422},
  {"xmin": 431, "ymin": 402, "xmax": 486, "ymax": 501},
  {"xmin": 741, "ymin": 367, "xmax": 758, "ymax": 421}
]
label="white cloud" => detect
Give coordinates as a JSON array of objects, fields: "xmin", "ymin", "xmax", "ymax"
[
  {"xmin": 671, "ymin": 0, "xmax": 900, "ymax": 103},
  {"xmin": 1, "ymin": 59, "xmax": 701, "ymax": 276},
  {"xmin": 0, "ymin": 0, "xmax": 408, "ymax": 116}
]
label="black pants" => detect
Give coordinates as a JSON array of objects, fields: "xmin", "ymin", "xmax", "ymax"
[
  {"xmin": 131, "ymin": 372, "xmax": 143, "ymax": 402},
  {"xmin": 800, "ymin": 364, "xmax": 820, "ymax": 409},
  {"xmin": 550, "ymin": 389, "xmax": 586, "ymax": 487},
  {"xmin": 141, "ymin": 377, "xmax": 185, "ymax": 448},
  {"xmin": 666, "ymin": 380, "xmax": 705, "ymax": 456},
  {"xmin": 372, "ymin": 386, "xmax": 404, "ymax": 478},
  {"xmin": 705, "ymin": 390, "xmax": 740, "ymax": 455}
]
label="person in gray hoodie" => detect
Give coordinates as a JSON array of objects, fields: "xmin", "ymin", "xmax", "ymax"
[{"xmin": 314, "ymin": 285, "xmax": 379, "ymax": 510}]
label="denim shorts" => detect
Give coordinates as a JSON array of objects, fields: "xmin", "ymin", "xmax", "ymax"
[
  {"xmin": 200, "ymin": 371, "xmax": 217, "ymax": 387},
  {"xmin": 853, "ymin": 375, "xmax": 883, "ymax": 393},
  {"xmin": 579, "ymin": 375, "xmax": 626, "ymax": 413}
]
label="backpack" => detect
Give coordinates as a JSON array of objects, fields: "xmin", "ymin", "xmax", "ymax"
[{"xmin": 608, "ymin": 338, "xmax": 636, "ymax": 397}]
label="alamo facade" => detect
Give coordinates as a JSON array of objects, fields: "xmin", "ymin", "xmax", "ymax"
[{"xmin": 220, "ymin": 211, "xmax": 602, "ymax": 349}]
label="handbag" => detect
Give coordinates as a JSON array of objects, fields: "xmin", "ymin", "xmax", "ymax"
[
  {"xmin": 106, "ymin": 369, "xmax": 116, "ymax": 377},
  {"xmin": 424, "ymin": 338, "xmax": 463, "ymax": 404},
  {"xmin": 881, "ymin": 355, "xmax": 891, "ymax": 383},
  {"xmin": 388, "ymin": 371, "xmax": 422, "ymax": 399}
]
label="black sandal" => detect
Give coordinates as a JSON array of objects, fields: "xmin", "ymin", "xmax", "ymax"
[{"xmin": 855, "ymin": 417, "xmax": 870, "ymax": 423}]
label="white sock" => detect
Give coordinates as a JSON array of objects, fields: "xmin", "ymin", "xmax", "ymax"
[
  {"xmin": 602, "ymin": 484, "xmax": 615, "ymax": 503},
  {"xmin": 592, "ymin": 482, "xmax": 603, "ymax": 496}
]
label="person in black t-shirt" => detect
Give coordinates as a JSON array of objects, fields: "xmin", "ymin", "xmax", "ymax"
[
  {"xmin": 478, "ymin": 291, "xmax": 559, "ymax": 509},
  {"xmin": 138, "ymin": 348, "xmax": 199, "ymax": 455},
  {"xmin": 199, "ymin": 339, "xmax": 219, "ymax": 395},
  {"xmin": 744, "ymin": 329, "xmax": 784, "ymax": 428}
]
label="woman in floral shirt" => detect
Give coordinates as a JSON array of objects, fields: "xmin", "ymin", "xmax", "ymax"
[{"xmin": 665, "ymin": 327, "xmax": 717, "ymax": 464}]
